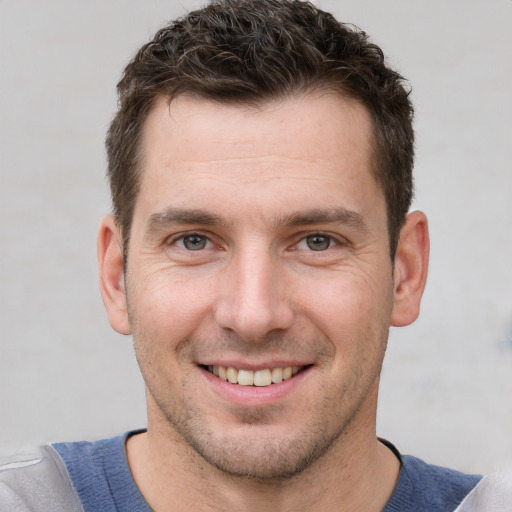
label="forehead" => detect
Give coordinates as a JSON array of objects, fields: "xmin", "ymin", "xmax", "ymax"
[
  {"xmin": 135, "ymin": 93, "xmax": 383, "ymax": 224},
  {"xmin": 142, "ymin": 92, "xmax": 374, "ymax": 163}
]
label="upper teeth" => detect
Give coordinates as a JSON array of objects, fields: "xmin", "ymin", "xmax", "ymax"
[{"xmin": 208, "ymin": 365, "xmax": 301, "ymax": 386}]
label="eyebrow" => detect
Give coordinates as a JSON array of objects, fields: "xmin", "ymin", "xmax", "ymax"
[
  {"xmin": 277, "ymin": 207, "xmax": 368, "ymax": 231},
  {"xmin": 146, "ymin": 206, "xmax": 368, "ymax": 234},
  {"xmin": 146, "ymin": 208, "xmax": 226, "ymax": 233}
]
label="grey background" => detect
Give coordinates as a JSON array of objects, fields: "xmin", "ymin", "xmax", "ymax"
[{"xmin": 0, "ymin": 1, "xmax": 511, "ymax": 474}]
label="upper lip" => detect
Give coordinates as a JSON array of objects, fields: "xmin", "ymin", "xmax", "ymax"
[{"xmin": 197, "ymin": 361, "xmax": 313, "ymax": 370}]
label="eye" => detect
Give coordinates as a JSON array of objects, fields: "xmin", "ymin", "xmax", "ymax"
[
  {"xmin": 175, "ymin": 233, "xmax": 212, "ymax": 251},
  {"xmin": 296, "ymin": 233, "xmax": 336, "ymax": 251},
  {"xmin": 306, "ymin": 234, "xmax": 332, "ymax": 251}
]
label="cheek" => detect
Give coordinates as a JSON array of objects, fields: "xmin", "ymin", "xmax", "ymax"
[
  {"xmin": 297, "ymin": 271, "xmax": 393, "ymax": 348},
  {"xmin": 127, "ymin": 268, "xmax": 218, "ymax": 345},
  {"xmin": 299, "ymin": 273, "xmax": 381, "ymax": 318}
]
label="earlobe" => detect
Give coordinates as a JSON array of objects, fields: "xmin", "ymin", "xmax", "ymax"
[
  {"xmin": 390, "ymin": 211, "xmax": 430, "ymax": 327},
  {"xmin": 97, "ymin": 215, "xmax": 131, "ymax": 335}
]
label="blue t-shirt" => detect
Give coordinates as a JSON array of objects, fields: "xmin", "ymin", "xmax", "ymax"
[
  {"xmin": 53, "ymin": 431, "xmax": 150, "ymax": 512},
  {"xmin": 51, "ymin": 431, "xmax": 482, "ymax": 512}
]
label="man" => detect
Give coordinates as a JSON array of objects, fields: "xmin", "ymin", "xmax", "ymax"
[{"xmin": 0, "ymin": 0, "xmax": 500, "ymax": 510}]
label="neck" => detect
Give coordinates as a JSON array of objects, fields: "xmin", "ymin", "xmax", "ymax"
[{"xmin": 126, "ymin": 407, "xmax": 400, "ymax": 512}]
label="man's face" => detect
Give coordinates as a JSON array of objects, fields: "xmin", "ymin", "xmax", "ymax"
[{"xmin": 124, "ymin": 93, "xmax": 395, "ymax": 479}]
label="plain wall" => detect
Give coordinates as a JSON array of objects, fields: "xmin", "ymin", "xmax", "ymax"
[{"xmin": 1, "ymin": 0, "xmax": 511, "ymax": 474}]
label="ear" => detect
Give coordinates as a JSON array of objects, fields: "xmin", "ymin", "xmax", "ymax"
[
  {"xmin": 391, "ymin": 211, "xmax": 430, "ymax": 327},
  {"xmin": 97, "ymin": 215, "xmax": 131, "ymax": 335}
]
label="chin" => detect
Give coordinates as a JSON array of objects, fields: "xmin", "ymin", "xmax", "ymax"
[{"xmin": 174, "ymin": 417, "xmax": 344, "ymax": 481}]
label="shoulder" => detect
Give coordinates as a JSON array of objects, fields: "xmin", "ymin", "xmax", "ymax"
[
  {"xmin": 384, "ymin": 453, "xmax": 483, "ymax": 512},
  {"xmin": 0, "ymin": 431, "xmax": 149, "ymax": 512},
  {"xmin": 454, "ymin": 472, "xmax": 512, "ymax": 512},
  {"xmin": 52, "ymin": 431, "xmax": 151, "ymax": 512},
  {"xmin": 0, "ymin": 444, "xmax": 83, "ymax": 512}
]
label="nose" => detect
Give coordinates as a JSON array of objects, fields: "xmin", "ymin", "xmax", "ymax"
[{"xmin": 214, "ymin": 248, "xmax": 294, "ymax": 341}]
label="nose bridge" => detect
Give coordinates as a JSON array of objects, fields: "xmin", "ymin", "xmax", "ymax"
[{"xmin": 215, "ymin": 243, "xmax": 293, "ymax": 339}]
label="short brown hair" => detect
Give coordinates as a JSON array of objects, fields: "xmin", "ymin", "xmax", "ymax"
[{"xmin": 106, "ymin": 0, "xmax": 414, "ymax": 258}]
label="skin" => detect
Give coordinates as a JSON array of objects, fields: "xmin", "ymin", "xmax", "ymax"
[{"xmin": 98, "ymin": 93, "xmax": 429, "ymax": 511}]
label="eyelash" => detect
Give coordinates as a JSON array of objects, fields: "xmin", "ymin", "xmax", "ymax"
[
  {"xmin": 169, "ymin": 232, "xmax": 215, "ymax": 251},
  {"xmin": 293, "ymin": 232, "xmax": 343, "ymax": 252},
  {"xmin": 167, "ymin": 231, "xmax": 344, "ymax": 253}
]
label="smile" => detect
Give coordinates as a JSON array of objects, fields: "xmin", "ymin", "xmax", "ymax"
[{"xmin": 204, "ymin": 365, "xmax": 305, "ymax": 387}]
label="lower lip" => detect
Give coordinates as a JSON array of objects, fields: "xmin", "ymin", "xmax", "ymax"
[{"xmin": 199, "ymin": 366, "xmax": 312, "ymax": 407}]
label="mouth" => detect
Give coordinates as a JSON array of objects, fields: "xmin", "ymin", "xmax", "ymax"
[{"xmin": 200, "ymin": 365, "xmax": 309, "ymax": 387}]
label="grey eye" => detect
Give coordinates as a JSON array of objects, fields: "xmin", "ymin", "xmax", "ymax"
[
  {"xmin": 306, "ymin": 234, "xmax": 332, "ymax": 251},
  {"xmin": 182, "ymin": 234, "xmax": 208, "ymax": 250}
]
